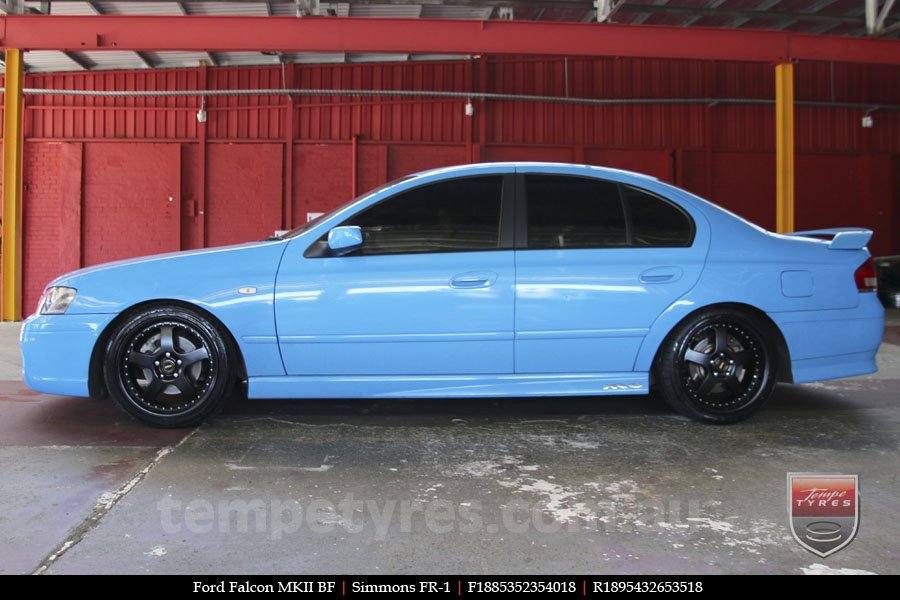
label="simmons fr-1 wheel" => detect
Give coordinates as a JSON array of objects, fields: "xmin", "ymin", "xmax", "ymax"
[
  {"xmin": 103, "ymin": 305, "xmax": 235, "ymax": 428},
  {"xmin": 654, "ymin": 309, "xmax": 777, "ymax": 423}
]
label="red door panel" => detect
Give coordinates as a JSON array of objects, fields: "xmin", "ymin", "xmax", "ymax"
[
  {"xmin": 83, "ymin": 143, "xmax": 181, "ymax": 266},
  {"xmin": 23, "ymin": 142, "xmax": 84, "ymax": 313},
  {"xmin": 206, "ymin": 143, "xmax": 282, "ymax": 246}
]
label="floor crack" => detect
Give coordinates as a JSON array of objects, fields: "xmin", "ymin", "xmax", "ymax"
[{"xmin": 31, "ymin": 428, "xmax": 197, "ymax": 575}]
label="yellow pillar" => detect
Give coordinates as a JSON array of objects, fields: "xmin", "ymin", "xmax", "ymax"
[
  {"xmin": 775, "ymin": 62, "xmax": 794, "ymax": 234},
  {"xmin": 2, "ymin": 49, "xmax": 25, "ymax": 321}
]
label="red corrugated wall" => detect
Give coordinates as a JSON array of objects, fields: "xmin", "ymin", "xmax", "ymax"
[{"xmin": 13, "ymin": 57, "xmax": 900, "ymax": 311}]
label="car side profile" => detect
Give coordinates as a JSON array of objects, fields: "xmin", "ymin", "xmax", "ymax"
[{"xmin": 21, "ymin": 163, "xmax": 884, "ymax": 427}]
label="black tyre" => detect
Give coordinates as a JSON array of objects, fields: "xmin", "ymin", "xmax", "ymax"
[
  {"xmin": 654, "ymin": 308, "xmax": 777, "ymax": 423},
  {"xmin": 103, "ymin": 305, "xmax": 235, "ymax": 428}
]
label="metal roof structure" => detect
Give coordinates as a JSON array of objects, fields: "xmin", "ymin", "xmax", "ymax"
[{"xmin": 1, "ymin": 0, "xmax": 898, "ymax": 72}]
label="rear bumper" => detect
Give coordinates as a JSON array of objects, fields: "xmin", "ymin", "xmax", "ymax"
[
  {"xmin": 20, "ymin": 313, "xmax": 116, "ymax": 397},
  {"xmin": 771, "ymin": 294, "xmax": 885, "ymax": 384}
]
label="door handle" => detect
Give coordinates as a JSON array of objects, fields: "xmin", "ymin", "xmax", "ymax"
[
  {"xmin": 450, "ymin": 271, "xmax": 497, "ymax": 289},
  {"xmin": 639, "ymin": 266, "xmax": 683, "ymax": 284}
]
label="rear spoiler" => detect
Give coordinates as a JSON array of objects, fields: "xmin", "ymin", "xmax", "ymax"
[{"xmin": 785, "ymin": 228, "xmax": 873, "ymax": 250}]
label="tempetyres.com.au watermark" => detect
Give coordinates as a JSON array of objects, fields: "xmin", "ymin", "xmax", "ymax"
[{"xmin": 156, "ymin": 495, "xmax": 705, "ymax": 540}]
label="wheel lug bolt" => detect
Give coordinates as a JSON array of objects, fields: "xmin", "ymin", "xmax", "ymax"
[
  {"xmin": 166, "ymin": 352, "xmax": 171, "ymax": 357},
  {"xmin": 177, "ymin": 360, "xmax": 182, "ymax": 365},
  {"xmin": 154, "ymin": 361, "xmax": 160, "ymax": 366}
]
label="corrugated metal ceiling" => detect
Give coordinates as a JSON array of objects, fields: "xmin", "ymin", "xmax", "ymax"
[{"xmin": 6, "ymin": 0, "xmax": 899, "ymax": 73}]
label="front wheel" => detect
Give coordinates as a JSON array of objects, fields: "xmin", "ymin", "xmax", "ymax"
[
  {"xmin": 653, "ymin": 309, "xmax": 777, "ymax": 423},
  {"xmin": 103, "ymin": 306, "xmax": 235, "ymax": 428}
]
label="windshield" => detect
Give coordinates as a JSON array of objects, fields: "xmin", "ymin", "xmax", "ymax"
[{"xmin": 276, "ymin": 175, "xmax": 415, "ymax": 240}]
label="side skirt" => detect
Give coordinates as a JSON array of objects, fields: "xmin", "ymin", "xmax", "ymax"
[{"xmin": 247, "ymin": 372, "xmax": 650, "ymax": 399}]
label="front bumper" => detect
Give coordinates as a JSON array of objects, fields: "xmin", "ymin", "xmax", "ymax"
[{"xmin": 20, "ymin": 313, "xmax": 117, "ymax": 397}]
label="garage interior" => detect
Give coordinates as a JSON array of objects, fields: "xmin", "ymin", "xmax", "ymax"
[{"xmin": 1, "ymin": 0, "xmax": 899, "ymax": 575}]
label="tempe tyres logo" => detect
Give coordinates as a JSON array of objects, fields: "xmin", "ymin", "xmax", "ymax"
[{"xmin": 787, "ymin": 473, "xmax": 859, "ymax": 557}]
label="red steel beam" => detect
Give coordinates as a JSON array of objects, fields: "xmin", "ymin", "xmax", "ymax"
[{"xmin": 1, "ymin": 15, "xmax": 899, "ymax": 65}]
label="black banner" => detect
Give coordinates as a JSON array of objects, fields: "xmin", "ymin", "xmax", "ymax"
[{"xmin": 9, "ymin": 574, "xmax": 887, "ymax": 593}]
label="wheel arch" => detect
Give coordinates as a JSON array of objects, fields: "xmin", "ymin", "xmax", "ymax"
[
  {"xmin": 88, "ymin": 299, "xmax": 248, "ymax": 399},
  {"xmin": 646, "ymin": 301, "xmax": 793, "ymax": 385}
]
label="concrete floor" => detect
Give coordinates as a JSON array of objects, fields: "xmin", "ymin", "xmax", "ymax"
[{"xmin": 1, "ymin": 314, "xmax": 898, "ymax": 575}]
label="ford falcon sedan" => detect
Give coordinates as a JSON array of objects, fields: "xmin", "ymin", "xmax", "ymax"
[{"xmin": 21, "ymin": 163, "xmax": 884, "ymax": 427}]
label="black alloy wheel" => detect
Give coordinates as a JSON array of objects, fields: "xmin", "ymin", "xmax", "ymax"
[
  {"xmin": 654, "ymin": 309, "xmax": 777, "ymax": 423},
  {"xmin": 103, "ymin": 306, "xmax": 235, "ymax": 427}
]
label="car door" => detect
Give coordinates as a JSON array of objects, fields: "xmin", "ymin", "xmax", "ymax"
[
  {"xmin": 275, "ymin": 172, "xmax": 516, "ymax": 376},
  {"xmin": 514, "ymin": 169, "xmax": 706, "ymax": 374}
]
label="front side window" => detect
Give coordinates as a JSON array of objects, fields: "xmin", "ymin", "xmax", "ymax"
[
  {"xmin": 343, "ymin": 176, "xmax": 503, "ymax": 256},
  {"xmin": 525, "ymin": 175, "xmax": 627, "ymax": 249}
]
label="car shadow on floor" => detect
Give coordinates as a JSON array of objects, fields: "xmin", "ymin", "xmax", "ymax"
[
  {"xmin": 1, "ymin": 379, "xmax": 888, "ymax": 441},
  {"xmin": 219, "ymin": 382, "xmax": 880, "ymax": 420}
]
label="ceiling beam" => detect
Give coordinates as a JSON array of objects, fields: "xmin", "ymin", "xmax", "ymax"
[
  {"xmin": 769, "ymin": 0, "xmax": 842, "ymax": 32},
  {"xmin": 174, "ymin": 1, "xmax": 219, "ymax": 66},
  {"xmin": 727, "ymin": 0, "xmax": 781, "ymax": 30},
  {"xmin": 615, "ymin": 2, "xmax": 898, "ymax": 27},
  {"xmin": 0, "ymin": 1, "xmax": 26, "ymax": 15},
  {"xmin": 1, "ymin": 14, "xmax": 899, "ymax": 65},
  {"xmin": 83, "ymin": 1, "xmax": 157, "ymax": 68},
  {"xmin": 6, "ymin": 0, "xmax": 93, "ymax": 70},
  {"xmin": 60, "ymin": 50, "xmax": 92, "ymax": 70},
  {"xmin": 681, "ymin": 0, "xmax": 728, "ymax": 28},
  {"xmin": 874, "ymin": 0, "xmax": 897, "ymax": 34},
  {"xmin": 25, "ymin": 0, "xmax": 891, "ymax": 30},
  {"xmin": 621, "ymin": 0, "xmax": 665, "ymax": 26},
  {"xmin": 883, "ymin": 20, "xmax": 900, "ymax": 35}
]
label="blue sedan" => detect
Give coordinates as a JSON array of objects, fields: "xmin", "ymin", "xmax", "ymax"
[{"xmin": 21, "ymin": 163, "xmax": 884, "ymax": 427}]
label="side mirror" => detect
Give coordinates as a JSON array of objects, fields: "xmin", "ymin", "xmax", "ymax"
[{"xmin": 327, "ymin": 226, "xmax": 363, "ymax": 256}]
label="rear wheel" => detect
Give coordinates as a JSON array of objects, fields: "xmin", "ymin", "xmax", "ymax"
[
  {"xmin": 103, "ymin": 306, "xmax": 234, "ymax": 428},
  {"xmin": 654, "ymin": 309, "xmax": 777, "ymax": 423}
]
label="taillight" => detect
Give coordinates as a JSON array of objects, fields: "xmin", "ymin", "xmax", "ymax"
[{"xmin": 854, "ymin": 257, "xmax": 878, "ymax": 292}]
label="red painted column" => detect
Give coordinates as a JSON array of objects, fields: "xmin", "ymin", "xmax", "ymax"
[
  {"xmin": 465, "ymin": 59, "xmax": 475, "ymax": 163},
  {"xmin": 351, "ymin": 134, "xmax": 359, "ymax": 198},
  {"xmin": 674, "ymin": 148, "xmax": 685, "ymax": 187},
  {"xmin": 197, "ymin": 64, "xmax": 208, "ymax": 247},
  {"xmin": 283, "ymin": 64, "xmax": 295, "ymax": 229},
  {"xmin": 703, "ymin": 64, "xmax": 715, "ymax": 200},
  {"xmin": 704, "ymin": 106, "xmax": 714, "ymax": 199},
  {"xmin": 477, "ymin": 56, "xmax": 489, "ymax": 162}
]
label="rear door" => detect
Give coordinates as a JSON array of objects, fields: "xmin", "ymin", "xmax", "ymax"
[{"xmin": 514, "ymin": 170, "xmax": 706, "ymax": 374}]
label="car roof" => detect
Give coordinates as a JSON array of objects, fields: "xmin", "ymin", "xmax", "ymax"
[{"xmin": 411, "ymin": 162, "xmax": 661, "ymax": 183}]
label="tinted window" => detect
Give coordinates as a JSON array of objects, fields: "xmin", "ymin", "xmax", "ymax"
[
  {"xmin": 622, "ymin": 185, "xmax": 694, "ymax": 247},
  {"xmin": 526, "ymin": 175, "xmax": 626, "ymax": 249},
  {"xmin": 344, "ymin": 176, "xmax": 503, "ymax": 255}
]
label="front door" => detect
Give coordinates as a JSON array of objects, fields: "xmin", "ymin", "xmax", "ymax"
[{"xmin": 275, "ymin": 172, "xmax": 516, "ymax": 376}]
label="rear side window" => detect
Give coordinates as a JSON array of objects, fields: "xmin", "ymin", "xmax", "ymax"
[
  {"xmin": 525, "ymin": 175, "xmax": 627, "ymax": 249},
  {"xmin": 622, "ymin": 185, "xmax": 694, "ymax": 247},
  {"xmin": 345, "ymin": 176, "xmax": 503, "ymax": 255}
]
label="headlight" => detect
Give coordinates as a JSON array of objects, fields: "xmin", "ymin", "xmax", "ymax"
[{"xmin": 38, "ymin": 286, "xmax": 77, "ymax": 315}]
